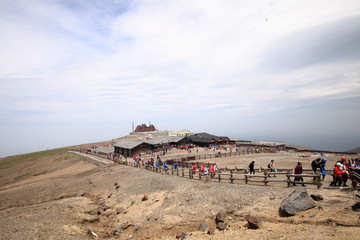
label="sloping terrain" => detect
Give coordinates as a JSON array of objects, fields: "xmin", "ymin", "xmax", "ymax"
[
  {"xmin": 348, "ymin": 146, "xmax": 360, "ymax": 153},
  {"xmin": 0, "ymin": 148, "xmax": 359, "ymax": 240}
]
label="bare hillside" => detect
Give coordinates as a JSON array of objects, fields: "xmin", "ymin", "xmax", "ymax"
[{"xmin": 0, "ymin": 148, "xmax": 359, "ymax": 240}]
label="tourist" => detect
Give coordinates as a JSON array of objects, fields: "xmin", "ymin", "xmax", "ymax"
[
  {"xmin": 311, "ymin": 158, "xmax": 321, "ymax": 180},
  {"xmin": 268, "ymin": 160, "xmax": 277, "ymax": 177},
  {"xmin": 200, "ymin": 163, "xmax": 205, "ymax": 173},
  {"xmin": 204, "ymin": 166, "xmax": 209, "ymax": 175},
  {"xmin": 330, "ymin": 162, "xmax": 346, "ymax": 186},
  {"xmin": 351, "ymin": 159, "xmax": 360, "ymax": 173},
  {"xmin": 163, "ymin": 161, "xmax": 168, "ymax": 174},
  {"xmin": 173, "ymin": 162, "xmax": 178, "ymax": 170},
  {"xmin": 192, "ymin": 164, "xmax": 198, "ymax": 174},
  {"xmin": 249, "ymin": 161, "xmax": 255, "ymax": 175},
  {"xmin": 210, "ymin": 164, "xmax": 216, "ymax": 177},
  {"xmin": 340, "ymin": 157, "xmax": 349, "ymax": 186},
  {"xmin": 214, "ymin": 163, "xmax": 219, "ymax": 172},
  {"xmin": 293, "ymin": 162, "xmax": 305, "ymax": 186},
  {"xmin": 320, "ymin": 158, "xmax": 327, "ymax": 181}
]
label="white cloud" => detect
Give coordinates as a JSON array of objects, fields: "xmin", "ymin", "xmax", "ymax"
[{"xmin": 1, "ymin": 0, "xmax": 360, "ymax": 156}]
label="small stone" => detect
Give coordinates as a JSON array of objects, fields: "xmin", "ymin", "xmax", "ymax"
[
  {"xmin": 146, "ymin": 216, "xmax": 151, "ymax": 221},
  {"xmin": 310, "ymin": 194, "xmax": 323, "ymax": 201},
  {"xmin": 108, "ymin": 193, "xmax": 112, "ymax": 198},
  {"xmin": 215, "ymin": 211, "xmax": 227, "ymax": 223},
  {"xmin": 176, "ymin": 232, "xmax": 187, "ymax": 239},
  {"xmin": 81, "ymin": 215, "xmax": 99, "ymax": 223},
  {"xmin": 87, "ymin": 230, "xmax": 99, "ymax": 238},
  {"xmin": 115, "ymin": 185, "xmax": 120, "ymax": 190},
  {"xmin": 142, "ymin": 194, "xmax": 149, "ymax": 201},
  {"xmin": 216, "ymin": 221, "xmax": 227, "ymax": 230},
  {"xmin": 208, "ymin": 227, "xmax": 215, "ymax": 235},
  {"xmin": 114, "ymin": 182, "xmax": 118, "ymax": 186},
  {"xmin": 116, "ymin": 207, "xmax": 126, "ymax": 214},
  {"xmin": 133, "ymin": 226, "xmax": 141, "ymax": 233},
  {"xmin": 113, "ymin": 221, "xmax": 132, "ymax": 235},
  {"xmin": 77, "ymin": 191, "xmax": 85, "ymax": 197},
  {"xmin": 199, "ymin": 221, "xmax": 209, "ymax": 232},
  {"xmin": 97, "ymin": 208, "xmax": 105, "ymax": 215},
  {"xmin": 246, "ymin": 215, "xmax": 262, "ymax": 229}
]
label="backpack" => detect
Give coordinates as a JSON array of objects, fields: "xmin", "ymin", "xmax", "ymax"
[{"xmin": 268, "ymin": 163, "xmax": 271, "ymax": 168}]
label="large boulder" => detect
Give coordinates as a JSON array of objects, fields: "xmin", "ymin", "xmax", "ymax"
[
  {"xmin": 280, "ymin": 189, "xmax": 316, "ymax": 216},
  {"xmin": 351, "ymin": 202, "xmax": 360, "ymax": 212}
]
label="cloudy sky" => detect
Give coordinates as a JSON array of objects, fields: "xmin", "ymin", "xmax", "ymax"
[{"xmin": 1, "ymin": 0, "xmax": 360, "ymax": 157}]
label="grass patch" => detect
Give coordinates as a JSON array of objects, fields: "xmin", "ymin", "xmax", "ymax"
[
  {"xmin": 33, "ymin": 170, "xmax": 48, "ymax": 176},
  {"xmin": 0, "ymin": 148, "xmax": 69, "ymax": 171},
  {"xmin": 14, "ymin": 172, "xmax": 32, "ymax": 181}
]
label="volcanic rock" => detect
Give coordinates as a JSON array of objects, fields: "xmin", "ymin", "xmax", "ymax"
[{"xmin": 280, "ymin": 189, "xmax": 316, "ymax": 216}]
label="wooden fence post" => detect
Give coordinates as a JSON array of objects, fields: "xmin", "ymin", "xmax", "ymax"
[
  {"xmin": 218, "ymin": 173, "xmax": 221, "ymax": 182},
  {"xmin": 245, "ymin": 174, "xmax": 248, "ymax": 184},
  {"xmin": 316, "ymin": 171, "xmax": 321, "ymax": 189},
  {"xmin": 189, "ymin": 169, "xmax": 192, "ymax": 179},
  {"xmin": 230, "ymin": 170, "xmax": 234, "ymax": 184},
  {"xmin": 182, "ymin": 168, "xmax": 185, "ymax": 177},
  {"xmin": 264, "ymin": 170, "xmax": 268, "ymax": 186},
  {"xmin": 286, "ymin": 170, "xmax": 290, "ymax": 187}
]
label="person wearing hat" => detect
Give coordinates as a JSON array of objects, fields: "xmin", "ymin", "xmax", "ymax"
[
  {"xmin": 320, "ymin": 158, "xmax": 327, "ymax": 181},
  {"xmin": 330, "ymin": 162, "xmax": 346, "ymax": 186},
  {"xmin": 339, "ymin": 157, "xmax": 349, "ymax": 186}
]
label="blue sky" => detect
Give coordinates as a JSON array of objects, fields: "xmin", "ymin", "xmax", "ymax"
[{"xmin": 1, "ymin": 0, "xmax": 360, "ymax": 157}]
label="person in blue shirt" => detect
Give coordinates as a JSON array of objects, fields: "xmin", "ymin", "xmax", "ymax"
[
  {"xmin": 320, "ymin": 158, "xmax": 327, "ymax": 181},
  {"xmin": 163, "ymin": 161, "xmax": 168, "ymax": 169},
  {"xmin": 173, "ymin": 162, "xmax": 178, "ymax": 170}
]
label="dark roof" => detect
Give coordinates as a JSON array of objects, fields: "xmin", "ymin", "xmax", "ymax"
[
  {"xmin": 187, "ymin": 132, "xmax": 229, "ymax": 143},
  {"xmin": 114, "ymin": 141, "xmax": 147, "ymax": 149}
]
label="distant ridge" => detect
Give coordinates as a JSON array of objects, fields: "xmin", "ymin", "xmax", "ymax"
[
  {"xmin": 286, "ymin": 145, "xmax": 314, "ymax": 151},
  {"xmin": 347, "ymin": 146, "xmax": 360, "ymax": 153}
]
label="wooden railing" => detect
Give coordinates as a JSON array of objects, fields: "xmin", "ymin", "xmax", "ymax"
[{"xmin": 72, "ymin": 148, "xmax": 344, "ymax": 189}]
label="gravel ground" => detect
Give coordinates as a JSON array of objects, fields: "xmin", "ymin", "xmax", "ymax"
[{"xmin": 0, "ymin": 150, "xmax": 359, "ymax": 240}]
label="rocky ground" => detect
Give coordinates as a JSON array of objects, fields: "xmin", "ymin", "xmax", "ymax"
[{"xmin": 0, "ymin": 148, "xmax": 359, "ymax": 240}]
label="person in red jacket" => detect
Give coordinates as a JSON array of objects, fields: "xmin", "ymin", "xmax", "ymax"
[
  {"xmin": 210, "ymin": 164, "xmax": 216, "ymax": 177},
  {"xmin": 192, "ymin": 163, "xmax": 197, "ymax": 174},
  {"xmin": 200, "ymin": 163, "xmax": 205, "ymax": 173},
  {"xmin": 293, "ymin": 162, "xmax": 305, "ymax": 186},
  {"xmin": 330, "ymin": 163, "xmax": 346, "ymax": 186}
]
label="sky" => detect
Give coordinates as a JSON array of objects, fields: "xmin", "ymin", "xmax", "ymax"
[{"xmin": 1, "ymin": 0, "xmax": 360, "ymax": 157}]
